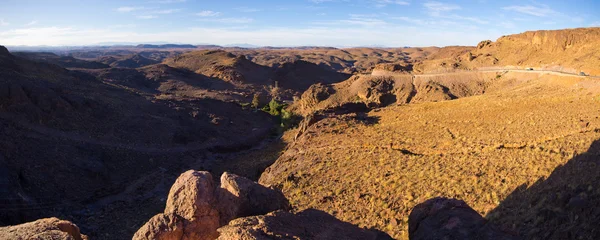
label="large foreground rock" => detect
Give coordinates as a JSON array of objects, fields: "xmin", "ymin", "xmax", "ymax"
[
  {"xmin": 0, "ymin": 217, "xmax": 88, "ymax": 240},
  {"xmin": 164, "ymin": 170, "xmax": 220, "ymax": 240},
  {"xmin": 217, "ymin": 209, "xmax": 392, "ymax": 240},
  {"xmin": 408, "ymin": 197, "xmax": 520, "ymax": 240},
  {"xmin": 134, "ymin": 170, "xmax": 289, "ymax": 240}
]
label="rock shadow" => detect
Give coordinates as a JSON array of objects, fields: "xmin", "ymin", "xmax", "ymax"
[{"xmin": 487, "ymin": 139, "xmax": 600, "ymax": 239}]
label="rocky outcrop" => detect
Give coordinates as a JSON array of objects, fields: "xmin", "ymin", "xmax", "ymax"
[
  {"xmin": 296, "ymin": 83, "xmax": 333, "ymax": 116},
  {"xmin": 408, "ymin": 197, "xmax": 520, "ymax": 240},
  {"xmin": 134, "ymin": 170, "xmax": 289, "ymax": 240},
  {"xmin": 347, "ymin": 75, "xmax": 415, "ymax": 107},
  {"xmin": 411, "ymin": 81, "xmax": 456, "ymax": 103},
  {"xmin": 416, "ymin": 28, "xmax": 600, "ymax": 75},
  {"xmin": 0, "ymin": 217, "xmax": 88, "ymax": 240},
  {"xmin": 355, "ymin": 76, "xmax": 398, "ymax": 107},
  {"xmin": 374, "ymin": 63, "xmax": 412, "ymax": 72},
  {"xmin": 217, "ymin": 172, "xmax": 290, "ymax": 225},
  {"xmin": 217, "ymin": 209, "xmax": 392, "ymax": 240},
  {"xmin": 477, "ymin": 40, "xmax": 492, "ymax": 49}
]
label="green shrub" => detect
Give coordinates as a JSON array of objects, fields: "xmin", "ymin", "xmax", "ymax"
[{"xmin": 262, "ymin": 99, "xmax": 300, "ymax": 131}]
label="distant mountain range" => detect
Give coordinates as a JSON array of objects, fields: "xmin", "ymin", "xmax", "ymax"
[{"xmin": 5, "ymin": 43, "xmax": 405, "ymax": 52}]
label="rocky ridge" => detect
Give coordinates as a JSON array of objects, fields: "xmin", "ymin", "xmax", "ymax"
[{"xmin": 415, "ymin": 28, "xmax": 600, "ymax": 75}]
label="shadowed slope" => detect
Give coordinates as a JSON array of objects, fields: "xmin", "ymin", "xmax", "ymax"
[{"xmin": 0, "ymin": 45, "xmax": 275, "ymax": 239}]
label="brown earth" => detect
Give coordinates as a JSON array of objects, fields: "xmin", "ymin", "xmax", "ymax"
[{"xmin": 260, "ymin": 73, "xmax": 600, "ymax": 239}]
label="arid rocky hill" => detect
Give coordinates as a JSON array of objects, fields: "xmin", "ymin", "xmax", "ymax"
[
  {"xmin": 162, "ymin": 50, "xmax": 353, "ymax": 100},
  {"xmin": 231, "ymin": 47, "xmax": 438, "ymax": 74},
  {"xmin": 99, "ymin": 53, "xmax": 160, "ymax": 68},
  {"xmin": 291, "ymin": 71, "xmax": 498, "ymax": 116},
  {"xmin": 273, "ymin": 60, "xmax": 351, "ymax": 93},
  {"xmin": 12, "ymin": 51, "xmax": 110, "ymax": 69},
  {"xmin": 164, "ymin": 50, "xmax": 272, "ymax": 85},
  {"xmin": 260, "ymin": 71, "xmax": 600, "ymax": 239},
  {"xmin": 415, "ymin": 28, "xmax": 600, "ymax": 75},
  {"xmin": 0, "ymin": 45, "xmax": 275, "ymax": 239}
]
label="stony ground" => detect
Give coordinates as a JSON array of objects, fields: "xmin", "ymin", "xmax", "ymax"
[{"xmin": 259, "ymin": 73, "xmax": 600, "ymax": 239}]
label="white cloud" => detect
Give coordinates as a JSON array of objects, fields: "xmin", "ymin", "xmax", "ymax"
[
  {"xmin": 497, "ymin": 21, "xmax": 516, "ymax": 29},
  {"xmin": 151, "ymin": 9, "xmax": 182, "ymax": 14},
  {"xmin": 373, "ymin": 0, "xmax": 410, "ymax": 8},
  {"xmin": 314, "ymin": 15, "xmax": 387, "ymax": 27},
  {"xmin": 424, "ymin": 1, "xmax": 461, "ymax": 16},
  {"xmin": 448, "ymin": 14, "xmax": 488, "ymax": 24},
  {"xmin": 25, "ymin": 20, "xmax": 38, "ymax": 26},
  {"xmin": 0, "ymin": 24, "xmax": 500, "ymax": 47},
  {"xmin": 590, "ymin": 22, "xmax": 600, "ymax": 27},
  {"xmin": 394, "ymin": 16, "xmax": 476, "ymax": 29},
  {"xmin": 116, "ymin": 6, "xmax": 145, "ymax": 13},
  {"xmin": 235, "ymin": 7, "xmax": 261, "ymax": 13},
  {"xmin": 109, "ymin": 24, "xmax": 137, "ymax": 29},
  {"xmin": 393, "ymin": 16, "xmax": 427, "ymax": 25},
  {"xmin": 502, "ymin": 4, "xmax": 557, "ymax": 17},
  {"xmin": 571, "ymin": 17, "xmax": 584, "ymax": 23},
  {"xmin": 0, "ymin": 19, "xmax": 9, "ymax": 26},
  {"xmin": 137, "ymin": 15, "xmax": 158, "ymax": 19},
  {"xmin": 196, "ymin": 11, "xmax": 221, "ymax": 17},
  {"xmin": 512, "ymin": 17, "xmax": 531, "ymax": 22},
  {"xmin": 197, "ymin": 17, "xmax": 253, "ymax": 24}
]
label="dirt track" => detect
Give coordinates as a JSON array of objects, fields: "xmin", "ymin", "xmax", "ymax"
[{"xmin": 372, "ymin": 68, "xmax": 597, "ymax": 78}]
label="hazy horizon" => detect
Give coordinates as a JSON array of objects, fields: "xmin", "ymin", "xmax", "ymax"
[{"xmin": 1, "ymin": 0, "xmax": 599, "ymax": 47}]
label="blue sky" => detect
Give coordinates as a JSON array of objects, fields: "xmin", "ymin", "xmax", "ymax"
[{"xmin": 0, "ymin": 0, "xmax": 598, "ymax": 47}]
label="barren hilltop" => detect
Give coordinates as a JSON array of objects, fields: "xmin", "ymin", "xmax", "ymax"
[
  {"xmin": 415, "ymin": 28, "xmax": 600, "ymax": 75},
  {"xmin": 1, "ymin": 27, "xmax": 600, "ymax": 240}
]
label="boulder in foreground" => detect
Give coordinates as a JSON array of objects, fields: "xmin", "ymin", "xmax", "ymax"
[
  {"xmin": 134, "ymin": 170, "xmax": 290, "ymax": 240},
  {"xmin": 0, "ymin": 217, "xmax": 88, "ymax": 240}
]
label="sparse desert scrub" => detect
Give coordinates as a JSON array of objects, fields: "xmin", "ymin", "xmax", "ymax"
[{"xmin": 260, "ymin": 74, "xmax": 600, "ymax": 239}]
